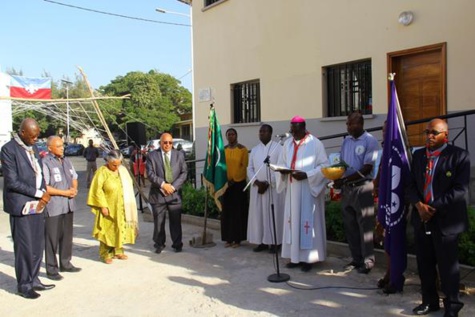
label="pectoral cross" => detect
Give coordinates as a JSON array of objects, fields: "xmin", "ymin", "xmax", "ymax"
[{"xmin": 304, "ymin": 221, "xmax": 310, "ymax": 234}]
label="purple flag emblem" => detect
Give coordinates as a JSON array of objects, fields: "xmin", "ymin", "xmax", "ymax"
[{"xmin": 377, "ymin": 78, "xmax": 411, "ymax": 290}]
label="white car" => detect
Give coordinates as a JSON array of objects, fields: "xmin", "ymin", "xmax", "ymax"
[{"xmin": 146, "ymin": 138, "xmax": 193, "ymax": 157}]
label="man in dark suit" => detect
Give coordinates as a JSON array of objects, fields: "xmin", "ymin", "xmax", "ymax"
[
  {"xmin": 409, "ymin": 118, "xmax": 470, "ymax": 317},
  {"xmin": 146, "ymin": 132, "xmax": 187, "ymax": 254},
  {"xmin": 0, "ymin": 118, "xmax": 55, "ymax": 299}
]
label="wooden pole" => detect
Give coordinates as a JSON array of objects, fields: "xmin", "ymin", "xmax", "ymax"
[
  {"xmin": 77, "ymin": 66, "xmax": 118, "ymax": 149},
  {"xmin": 77, "ymin": 66, "xmax": 151, "ymax": 206}
]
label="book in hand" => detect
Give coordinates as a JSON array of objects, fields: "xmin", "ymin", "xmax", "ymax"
[
  {"xmin": 269, "ymin": 164, "xmax": 301, "ymax": 173},
  {"xmin": 22, "ymin": 200, "xmax": 45, "ymax": 215}
]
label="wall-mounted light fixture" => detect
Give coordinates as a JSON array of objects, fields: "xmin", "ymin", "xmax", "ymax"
[{"xmin": 398, "ymin": 11, "xmax": 414, "ymax": 26}]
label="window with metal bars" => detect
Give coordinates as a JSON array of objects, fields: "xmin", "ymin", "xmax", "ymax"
[
  {"xmin": 231, "ymin": 80, "xmax": 261, "ymax": 124},
  {"xmin": 325, "ymin": 59, "xmax": 372, "ymax": 117},
  {"xmin": 205, "ymin": 0, "xmax": 221, "ymax": 7}
]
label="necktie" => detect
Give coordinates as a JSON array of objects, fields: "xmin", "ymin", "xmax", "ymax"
[
  {"xmin": 423, "ymin": 148, "xmax": 442, "ymax": 203},
  {"xmin": 164, "ymin": 153, "xmax": 173, "ymax": 183},
  {"xmin": 27, "ymin": 149, "xmax": 42, "ymax": 175}
]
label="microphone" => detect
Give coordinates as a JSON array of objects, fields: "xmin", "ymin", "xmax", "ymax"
[{"xmin": 275, "ymin": 132, "xmax": 291, "ymax": 139}]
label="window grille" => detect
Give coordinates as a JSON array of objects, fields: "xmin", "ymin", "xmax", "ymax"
[
  {"xmin": 232, "ymin": 80, "xmax": 261, "ymax": 124},
  {"xmin": 325, "ymin": 60, "xmax": 372, "ymax": 117},
  {"xmin": 205, "ymin": 0, "xmax": 221, "ymax": 7}
]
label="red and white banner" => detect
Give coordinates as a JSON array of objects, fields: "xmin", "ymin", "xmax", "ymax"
[{"xmin": 10, "ymin": 75, "xmax": 52, "ymax": 99}]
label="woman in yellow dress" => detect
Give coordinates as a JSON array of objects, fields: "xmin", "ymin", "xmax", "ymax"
[
  {"xmin": 87, "ymin": 150, "xmax": 138, "ymax": 264},
  {"xmin": 221, "ymin": 128, "xmax": 249, "ymax": 248}
]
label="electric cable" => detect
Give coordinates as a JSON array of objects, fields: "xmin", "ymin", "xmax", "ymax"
[{"xmin": 44, "ymin": 0, "xmax": 191, "ymax": 27}]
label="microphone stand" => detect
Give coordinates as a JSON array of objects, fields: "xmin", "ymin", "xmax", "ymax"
[
  {"xmin": 245, "ymin": 137, "xmax": 290, "ymax": 283},
  {"xmin": 264, "ymin": 152, "xmax": 290, "ymax": 283}
]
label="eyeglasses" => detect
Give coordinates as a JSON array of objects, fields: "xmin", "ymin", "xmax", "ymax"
[
  {"xmin": 162, "ymin": 141, "xmax": 173, "ymax": 145},
  {"xmin": 423, "ymin": 129, "xmax": 446, "ymax": 136}
]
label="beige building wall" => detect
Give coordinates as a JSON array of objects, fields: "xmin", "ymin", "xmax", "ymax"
[
  {"xmin": 190, "ymin": 0, "xmax": 475, "ymax": 197},
  {"xmin": 192, "ymin": 0, "xmax": 475, "ymax": 126}
]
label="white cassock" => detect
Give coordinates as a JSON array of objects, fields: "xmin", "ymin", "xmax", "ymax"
[
  {"xmin": 247, "ymin": 140, "xmax": 285, "ymax": 245},
  {"xmin": 276, "ymin": 134, "xmax": 329, "ymax": 264}
]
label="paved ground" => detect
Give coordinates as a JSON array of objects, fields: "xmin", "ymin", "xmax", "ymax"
[{"xmin": 0, "ymin": 156, "xmax": 474, "ymax": 316}]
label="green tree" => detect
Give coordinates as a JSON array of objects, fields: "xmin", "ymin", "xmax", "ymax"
[{"xmin": 99, "ymin": 70, "xmax": 191, "ymax": 140}]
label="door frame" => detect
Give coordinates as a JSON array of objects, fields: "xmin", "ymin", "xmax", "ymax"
[{"xmin": 387, "ymin": 42, "xmax": 447, "ymax": 115}]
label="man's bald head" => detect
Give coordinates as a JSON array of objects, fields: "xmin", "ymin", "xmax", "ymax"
[
  {"xmin": 429, "ymin": 118, "xmax": 448, "ymax": 132},
  {"xmin": 19, "ymin": 118, "xmax": 40, "ymax": 146},
  {"xmin": 425, "ymin": 118, "xmax": 449, "ymax": 150},
  {"xmin": 160, "ymin": 132, "xmax": 173, "ymax": 153}
]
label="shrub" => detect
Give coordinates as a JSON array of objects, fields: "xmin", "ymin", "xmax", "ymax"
[
  {"xmin": 459, "ymin": 206, "xmax": 475, "ymax": 266},
  {"xmin": 325, "ymin": 201, "xmax": 347, "ymax": 243},
  {"xmin": 181, "ymin": 182, "xmax": 220, "ymax": 219},
  {"xmin": 325, "ymin": 201, "xmax": 475, "ymax": 266}
]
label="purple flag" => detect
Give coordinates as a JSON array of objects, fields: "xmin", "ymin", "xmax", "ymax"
[{"xmin": 377, "ymin": 79, "xmax": 411, "ymax": 290}]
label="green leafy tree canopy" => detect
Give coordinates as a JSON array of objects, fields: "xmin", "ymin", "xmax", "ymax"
[{"xmin": 99, "ymin": 70, "xmax": 191, "ymax": 140}]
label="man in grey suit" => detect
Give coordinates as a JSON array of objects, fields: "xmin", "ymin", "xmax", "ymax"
[
  {"xmin": 42, "ymin": 136, "xmax": 81, "ymax": 281},
  {"xmin": 147, "ymin": 132, "xmax": 187, "ymax": 253},
  {"xmin": 1, "ymin": 118, "xmax": 54, "ymax": 299}
]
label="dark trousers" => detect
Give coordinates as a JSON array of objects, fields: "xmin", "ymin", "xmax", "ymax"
[
  {"xmin": 45, "ymin": 212, "xmax": 74, "ymax": 275},
  {"xmin": 10, "ymin": 214, "xmax": 44, "ymax": 293},
  {"xmin": 341, "ymin": 182, "xmax": 375, "ymax": 267},
  {"xmin": 152, "ymin": 202, "xmax": 183, "ymax": 249},
  {"xmin": 414, "ymin": 225, "xmax": 463, "ymax": 313},
  {"xmin": 221, "ymin": 181, "xmax": 248, "ymax": 243}
]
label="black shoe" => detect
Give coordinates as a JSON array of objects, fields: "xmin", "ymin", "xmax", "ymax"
[
  {"xmin": 443, "ymin": 312, "xmax": 459, "ymax": 317},
  {"xmin": 33, "ymin": 283, "xmax": 55, "ymax": 291},
  {"xmin": 343, "ymin": 261, "xmax": 361, "ymax": 270},
  {"xmin": 377, "ymin": 277, "xmax": 389, "ymax": 289},
  {"xmin": 382, "ymin": 284, "xmax": 402, "ymax": 294},
  {"xmin": 268, "ymin": 244, "xmax": 281, "ymax": 254},
  {"xmin": 357, "ymin": 265, "xmax": 372, "ymax": 274},
  {"xmin": 173, "ymin": 243, "xmax": 183, "ymax": 253},
  {"xmin": 443, "ymin": 301, "xmax": 464, "ymax": 317},
  {"xmin": 46, "ymin": 273, "xmax": 64, "ymax": 281},
  {"xmin": 17, "ymin": 289, "xmax": 41, "ymax": 299},
  {"xmin": 60, "ymin": 266, "xmax": 82, "ymax": 273},
  {"xmin": 285, "ymin": 262, "xmax": 300, "ymax": 269},
  {"xmin": 253, "ymin": 244, "xmax": 269, "ymax": 252},
  {"xmin": 412, "ymin": 303, "xmax": 440, "ymax": 315},
  {"xmin": 301, "ymin": 263, "xmax": 313, "ymax": 272},
  {"xmin": 155, "ymin": 244, "xmax": 165, "ymax": 254}
]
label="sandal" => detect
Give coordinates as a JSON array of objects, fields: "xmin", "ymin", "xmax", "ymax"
[
  {"xmin": 224, "ymin": 242, "xmax": 232, "ymax": 248},
  {"xmin": 114, "ymin": 254, "xmax": 128, "ymax": 260},
  {"xmin": 103, "ymin": 258, "xmax": 113, "ymax": 264},
  {"xmin": 231, "ymin": 243, "xmax": 240, "ymax": 248}
]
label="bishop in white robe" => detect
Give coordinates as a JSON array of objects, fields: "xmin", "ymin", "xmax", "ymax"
[{"xmin": 276, "ymin": 117, "xmax": 329, "ymax": 269}]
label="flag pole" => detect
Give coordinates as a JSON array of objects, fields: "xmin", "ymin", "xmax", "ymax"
[
  {"xmin": 389, "ymin": 73, "xmax": 412, "ymax": 163},
  {"xmin": 202, "ymin": 180, "xmax": 209, "ymax": 244},
  {"xmin": 190, "ymin": 103, "xmax": 221, "ymax": 248}
]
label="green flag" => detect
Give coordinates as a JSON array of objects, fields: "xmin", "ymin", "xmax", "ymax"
[{"xmin": 203, "ymin": 107, "xmax": 228, "ymax": 211}]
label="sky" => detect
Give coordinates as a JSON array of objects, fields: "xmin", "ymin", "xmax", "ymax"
[{"xmin": 0, "ymin": 0, "xmax": 192, "ymax": 91}]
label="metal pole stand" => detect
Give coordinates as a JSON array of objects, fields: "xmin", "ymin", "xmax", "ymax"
[
  {"xmin": 265, "ymin": 154, "xmax": 290, "ymax": 283},
  {"xmin": 190, "ymin": 183, "xmax": 216, "ymax": 248}
]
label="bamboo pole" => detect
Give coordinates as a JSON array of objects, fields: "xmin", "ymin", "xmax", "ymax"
[
  {"xmin": 77, "ymin": 66, "xmax": 151, "ymax": 208},
  {"xmin": 77, "ymin": 66, "xmax": 118, "ymax": 150}
]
